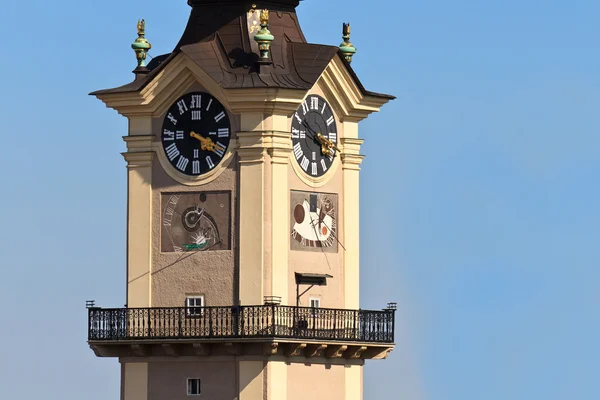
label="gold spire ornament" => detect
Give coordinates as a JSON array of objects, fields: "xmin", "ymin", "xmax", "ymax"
[
  {"xmin": 339, "ymin": 22, "xmax": 357, "ymax": 63},
  {"xmin": 254, "ymin": 9, "xmax": 275, "ymax": 63},
  {"xmin": 131, "ymin": 19, "xmax": 152, "ymax": 72}
]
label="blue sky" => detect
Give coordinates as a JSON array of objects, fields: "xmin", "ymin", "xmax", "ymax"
[{"xmin": 0, "ymin": 0, "xmax": 598, "ymax": 399}]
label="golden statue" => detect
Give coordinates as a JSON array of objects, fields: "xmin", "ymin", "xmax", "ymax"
[{"xmin": 137, "ymin": 19, "xmax": 146, "ymax": 36}]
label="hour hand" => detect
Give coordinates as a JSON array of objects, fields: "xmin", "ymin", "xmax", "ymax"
[
  {"xmin": 316, "ymin": 133, "xmax": 340, "ymax": 156},
  {"xmin": 190, "ymin": 131, "xmax": 215, "ymax": 152}
]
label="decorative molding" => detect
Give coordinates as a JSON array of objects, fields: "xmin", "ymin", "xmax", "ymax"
[
  {"xmin": 130, "ymin": 344, "xmax": 148, "ymax": 357},
  {"xmin": 344, "ymin": 346, "xmax": 367, "ymax": 359},
  {"xmin": 161, "ymin": 343, "xmax": 179, "ymax": 357},
  {"xmin": 285, "ymin": 343, "xmax": 307, "ymax": 357},
  {"xmin": 123, "ymin": 135, "xmax": 153, "ymax": 152},
  {"xmin": 224, "ymin": 342, "xmax": 242, "ymax": 356},
  {"xmin": 193, "ymin": 343, "xmax": 212, "ymax": 356},
  {"xmin": 325, "ymin": 345, "xmax": 348, "ymax": 359},
  {"xmin": 305, "ymin": 344, "xmax": 327, "ymax": 358},
  {"xmin": 317, "ymin": 56, "xmax": 392, "ymax": 123},
  {"xmin": 122, "ymin": 151, "xmax": 154, "ymax": 168},
  {"xmin": 264, "ymin": 342, "xmax": 279, "ymax": 356}
]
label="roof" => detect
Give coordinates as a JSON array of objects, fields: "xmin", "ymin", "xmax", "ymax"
[{"xmin": 91, "ymin": 2, "xmax": 394, "ymax": 100}]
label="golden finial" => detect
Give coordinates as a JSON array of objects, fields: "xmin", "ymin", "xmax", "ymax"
[
  {"xmin": 339, "ymin": 22, "xmax": 357, "ymax": 63},
  {"xmin": 260, "ymin": 9, "xmax": 269, "ymax": 24},
  {"xmin": 254, "ymin": 9, "xmax": 274, "ymax": 63},
  {"xmin": 132, "ymin": 18, "xmax": 151, "ymax": 73},
  {"xmin": 137, "ymin": 19, "xmax": 146, "ymax": 36}
]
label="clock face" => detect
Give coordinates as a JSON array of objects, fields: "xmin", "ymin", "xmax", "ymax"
[
  {"xmin": 290, "ymin": 190, "xmax": 338, "ymax": 253},
  {"xmin": 161, "ymin": 92, "xmax": 231, "ymax": 176},
  {"xmin": 291, "ymin": 95, "xmax": 338, "ymax": 177},
  {"xmin": 161, "ymin": 192, "xmax": 231, "ymax": 253}
]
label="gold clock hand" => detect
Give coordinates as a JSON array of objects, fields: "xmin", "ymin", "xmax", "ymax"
[{"xmin": 190, "ymin": 131, "xmax": 216, "ymax": 152}]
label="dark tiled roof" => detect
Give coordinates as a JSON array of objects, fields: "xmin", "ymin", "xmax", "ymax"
[{"xmin": 91, "ymin": 2, "xmax": 393, "ymax": 100}]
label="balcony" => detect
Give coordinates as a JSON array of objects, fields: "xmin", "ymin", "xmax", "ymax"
[{"xmin": 87, "ymin": 305, "xmax": 396, "ymax": 360}]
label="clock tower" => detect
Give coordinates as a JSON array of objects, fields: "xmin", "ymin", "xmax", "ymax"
[{"xmin": 88, "ymin": 1, "xmax": 396, "ymax": 399}]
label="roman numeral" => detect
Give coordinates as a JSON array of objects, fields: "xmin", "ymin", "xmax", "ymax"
[
  {"xmin": 218, "ymin": 128, "xmax": 229, "ymax": 138},
  {"xmin": 329, "ymin": 132, "xmax": 337, "ymax": 142},
  {"xmin": 192, "ymin": 160, "xmax": 200, "ymax": 174},
  {"xmin": 193, "ymin": 149, "xmax": 199, "ymax": 159},
  {"xmin": 167, "ymin": 113, "xmax": 177, "ymax": 125},
  {"xmin": 206, "ymin": 156, "xmax": 215, "ymax": 169},
  {"xmin": 292, "ymin": 128, "xmax": 300, "ymax": 139},
  {"xmin": 326, "ymin": 116, "xmax": 334, "ymax": 126},
  {"xmin": 293, "ymin": 142, "xmax": 303, "ymax": 160},
  {"xmin": 312, "ymin": 151, "xmax": 316, "ymax": 161},
  {"xmin": 176, "ymin": 156, "xmax": 189, "ymax": 172},
  {"xmin": 166, "ymin": 207, "xmax": 174, "ymax": 216},
  {"xmin": 294, "ymin": 113, "xmax": 302, "ymax": 124},
  {"xmin": 169, "ymin": 195, "xmax": 180, "ymax": 205},
  {"xmin": 192, "ymin": 110, "xmax": 201, "ymax": 120},
  {"xmin": 190, "ymin": 95, "xmax": 201, "ymax": 109},
  {"xmin": 165, "ymin": 143, "xmax": 180, "ymax": 161},
  {"xmin": 206, "ymin": 98, "xmax": 213, "ymax": 111},
  {"xmin": 301, "ymin": 101, "xmax": 309, "ymax": 115},
  {"xmin": 311, "ymin": 162, "xmax": 317, "ymax": 175},
  {"xmin": 173, "ymin": 245, "xmax": 183, "ymax": 253},
  {"xmin": 321, "ymin": 159, "xmax": 327, "ymax": 172},
  {"xmin": 311, "ymin": 97, "xmax": 319, "ymax": 111},
  {"xmin": 163, "ymin": 130, "xmax": 175, "ymax": 141},
  {"xmin": 214, "ymin": 111, "xmax": 226, "ymax": 122},
  {"xmin": 208, "ymin": 131, "xmax": 216, "ymax": 136},
  {"xmin": 321, "ymin": 103, "xmax": 327, "ymax": 114},
  {"xmin": 300, "ymin": 156, "xmax": 309, "ymax": 171},
  {"xmin": 176, "ymin": 131, "xmax": 184, "ymax": 140},
  {"xmin": 214, "ymin": 142, "xmax": 226, "ymax": 158},
  {"xmin": 177, "ymin": 99, "xmax": 188, "ymax": 115}
]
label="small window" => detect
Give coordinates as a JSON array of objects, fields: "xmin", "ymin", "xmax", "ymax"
[
  {"xmin": 310, "ymin": 298, "xmax": 321, "ymax": 308},
  {"xmin": 186, "ymin": 296, "xmax": 204, "ymax": 317},
  {"xmin": 187, "ymin": 378, "xmax": 201, "ymax": 396}
]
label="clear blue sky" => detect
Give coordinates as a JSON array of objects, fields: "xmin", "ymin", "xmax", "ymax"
[{"xmin": 0, "ymin": 0, "xmax": 598, "ymax": 399}]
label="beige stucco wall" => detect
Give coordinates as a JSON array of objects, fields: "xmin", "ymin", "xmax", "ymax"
[
  {"xmin": 287, "ymin": 362, "xmax": 346, "ymax": 400},
  {"xmin": 148, "ymin": 360, "xmax": 236, "ymax": 400}
]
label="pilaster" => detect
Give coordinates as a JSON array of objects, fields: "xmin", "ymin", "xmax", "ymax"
[
  {"xmin": 122, "ymin": 362, "xmax": 148, "ymax": 400},
  {"xmin": 341, "ymin": 126, "xmax": 364, "ymax": 309},
  {"xmin": 123, "ymin": 120, "xmax": 154, "ymax": 308}
]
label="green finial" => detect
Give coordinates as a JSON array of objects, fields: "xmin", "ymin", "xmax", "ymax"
[
  {"xmin": 339, "ymin": 22, "xmax": 357, "ymax": 63},
  {"xmin": 131, "ymin": 19, "xmax": 152, "ymax": 71},
  {"xmin": 254, "ymin": 9, "xmax": 275, "ymax": 62}
]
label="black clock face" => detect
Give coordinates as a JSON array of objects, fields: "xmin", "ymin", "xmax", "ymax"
[
  {"xmin": 291, "ymin": 95, "xmax": 338, "ymax": 177},
  {"xmin": 161, "ymin": 92, "xmax": 231, "ymax": 176}
]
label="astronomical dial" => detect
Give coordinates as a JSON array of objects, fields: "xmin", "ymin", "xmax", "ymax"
[
  {"xmin": 291, "ymin": 95, "xmax": 338, "ymax": 177},
  {"xmin": 161, "ymin": 192, "xmax": 231, "ymax": 253},
  {"xmin": 290, "ymin": 191, "xmax": 338, "ymax": 253},
  {"xmin": 161, "ymin": 92, "xmax": 231, "ymax": 176}
]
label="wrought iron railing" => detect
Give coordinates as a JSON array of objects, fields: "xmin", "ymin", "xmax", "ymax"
[{"xmin": 88, "ymin": 305, "xmax": 395, "ymax": 343}]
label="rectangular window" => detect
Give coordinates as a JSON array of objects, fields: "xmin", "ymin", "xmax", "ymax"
[
  {"xmin": 187, "ymin": 378, "xmax": 201, "ymax": 396},
  {"xmin": 186, "ymin": 296, "xmax": 204, "ymax": 317},
  {"xmin": 310, "ymin": 298, "xmax": 321, "ymax": 308}
]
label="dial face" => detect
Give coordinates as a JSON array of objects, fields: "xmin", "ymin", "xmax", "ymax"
[
  {"xmin": 161, "ymin": 92, "xmax": 231, "ymax": 176},
  {"xmin": 161, "ymin": 192, "xmax": 231, "ymax": 253},
  {"xmin": 290, "ymin": 190, "xmax": 338, "ymax": 253},
  {"xmin": 291, "ymin": 95, "xmax": 338, "ymax": 177}
]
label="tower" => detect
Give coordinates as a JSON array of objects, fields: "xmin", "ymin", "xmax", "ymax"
[{"xmin": 87, "ymin": 1, "xmax": 396, "ymax": 399}]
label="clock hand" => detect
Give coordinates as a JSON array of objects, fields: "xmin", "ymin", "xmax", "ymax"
[{"xmin": 190, "ymin": 131, "xmax": 225, "ymax": 156}]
